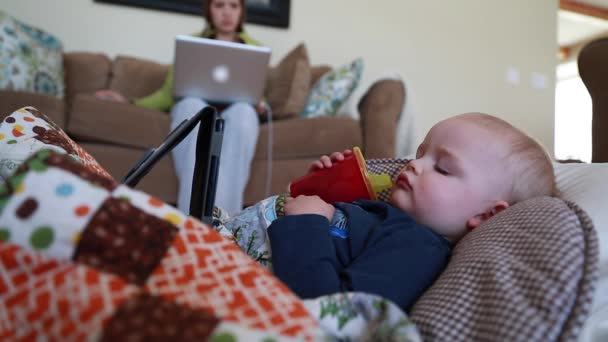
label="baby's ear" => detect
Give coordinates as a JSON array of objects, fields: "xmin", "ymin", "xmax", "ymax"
[{"xmin": 466, "ymin": 200, "xmax": 509, "ymax": 230}]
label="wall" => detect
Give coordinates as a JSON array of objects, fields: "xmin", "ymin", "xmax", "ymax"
[{"xmin": 2, "ymin": 0, "xmax": 558, "ymax": 157}]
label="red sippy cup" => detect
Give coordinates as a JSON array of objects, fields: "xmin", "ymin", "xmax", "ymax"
[{"xmin": 289, "ymin": 147, "xmax": 392, "ymax": 203}]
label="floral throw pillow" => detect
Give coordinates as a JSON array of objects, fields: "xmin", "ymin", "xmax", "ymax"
[
  {"xmin": 300, "ymin": 58, "xmax": 364, "ymax": 118},
  {"xmin": 0, "ymin": 11, "xmax": 64, "ymax": 97}
]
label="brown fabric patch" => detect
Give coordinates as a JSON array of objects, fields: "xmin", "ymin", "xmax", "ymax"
[
  {"xmin": 35, "ymin": 128, "xmax": 80, "ymax": 157},
  {"xmin": 410, "ymin": 197, "xmax": 598, "ymax": 341},
  {"xmin": 101, "ymin": 294, "xmax": 220, "ymax": 341},
  {"xmin": 74, "ymin": 198, "xmax": 178, "ymax": 285}
]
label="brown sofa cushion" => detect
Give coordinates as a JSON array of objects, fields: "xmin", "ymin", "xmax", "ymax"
[
  {"xmin": 254, "ymin": 116, "xmax": 361, "ymax": 160},
  {"xmin": 310, "ymin": 65, "xmax": 331, "ymax": 86},
  {"xmin": 63, "ymin": 52, "xmax": 112, "ymax": 104},
  {"xmin": 80, "ymin": 142, "xmax": 178, "ymax": 204},
  {"xmin": 109, "ymin": 55, "xmax": 169, "ymax": 100},
  {"xmin": 0, "ymin": 90, "xmax": 65, "ymax": 128},
  {"xmin": 264, "ymin": 43, "xmax": 311, "ymax": 120},
  {"xmin": 68, "ymin": 94, "xmax": 170, "ymax": 149},
  {"xmin": 245, "ymin": 158, "xmax": 313, "ymax": 205}
]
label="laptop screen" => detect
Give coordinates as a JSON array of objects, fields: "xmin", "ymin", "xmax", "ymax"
[{"xmin": 173, "ymin": 35, "xmax": 271, "ymax": 105}]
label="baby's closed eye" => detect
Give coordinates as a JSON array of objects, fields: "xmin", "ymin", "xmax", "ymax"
[{"xmin": 434, "ymin": 164, "xmax": 449, "ymax": 175}]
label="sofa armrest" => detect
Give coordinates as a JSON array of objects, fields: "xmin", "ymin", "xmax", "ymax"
[
  {"xmin": 0, "ymin": 90, "xmax": 65, "ymax": 128},
  {"xmin": 358, "ymin": 78, "xmax": 405, "ymax": 159}
]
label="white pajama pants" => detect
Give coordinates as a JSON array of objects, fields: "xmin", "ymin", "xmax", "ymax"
[{"xmin": 170, "ymin": 97, "xmax": 259, "ymax": 215}]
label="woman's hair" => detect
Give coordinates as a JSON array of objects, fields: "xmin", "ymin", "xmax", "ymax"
[
  {"xmin": 202, "ymin": 0, "xmax": 246, "ymax": 36},
  {"xmin": 462, "ymin": 113, "xmax": 558, "ymax": 202}
]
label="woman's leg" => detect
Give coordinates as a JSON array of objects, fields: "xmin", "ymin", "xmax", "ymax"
[
  {"xmin": 216, "ymin": 102, "xmax": 260, "ymax": 214},
  {"xmin": 170, "ymin": 97, "xmax": 208, "ymax": 214}
]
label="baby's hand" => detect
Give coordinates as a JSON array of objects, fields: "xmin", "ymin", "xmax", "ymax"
[
  {"xmin": 284, "ymin": 195, "xmax": 335, "ymax": 221},
  {"xmin": 255, "ymin": 100, "xmax": 269, "ymax": 115},
  {"xmin": 308, "ymin": 149, "xmax": 353, "ymax": 173}
]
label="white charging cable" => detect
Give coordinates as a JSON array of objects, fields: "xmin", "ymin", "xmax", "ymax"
[{"xmin": 262, "ymin": 102, "xmax": 273, "ymax": 198}]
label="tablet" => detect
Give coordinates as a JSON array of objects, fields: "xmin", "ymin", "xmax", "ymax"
[{"xmin": 122, "ymin": 106, "xmax": 224, "ymax": 224}]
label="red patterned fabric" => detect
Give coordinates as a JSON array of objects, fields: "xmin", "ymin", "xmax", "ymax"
[
  {"xmin": 146, "ymin": 219, "xmax": 316, "ymax": 336},
  {"xmin": 0, "ymin": 243, "xmax": 138, "ymax": 340}
]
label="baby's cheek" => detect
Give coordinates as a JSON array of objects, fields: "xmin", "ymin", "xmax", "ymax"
[
  {"xmin": 419, "ymin": 181, "xmax": 453, "ymax": 207},
  {"xmin": 436, "ymin": 180, "xmax": 470, "ymax": 202}
]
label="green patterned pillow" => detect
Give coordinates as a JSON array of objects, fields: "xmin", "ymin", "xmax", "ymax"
[
  {"xmin": 300, "ymin": 58, "xmax": 364, "ymax": 118},
  {"xmin": 0, "ymin": 11, "xmax": 64, "ymax": 97}
]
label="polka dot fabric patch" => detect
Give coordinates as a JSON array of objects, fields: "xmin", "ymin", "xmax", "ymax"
[
  {"xmin": 0, "ymin": 108, "xmax": 68, "ymax": 180},
  {"xmin": 0, "ymin": 107, "xmax": 114, "ymax": 183},
  {"xmin": 0, "ymin": 167, "xmax": 109, "ymax": 259}
]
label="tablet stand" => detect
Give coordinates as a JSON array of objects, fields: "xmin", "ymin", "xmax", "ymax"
[{"xmin": 122, "ymin": 106, "xmax": 223, "ymax": 225}]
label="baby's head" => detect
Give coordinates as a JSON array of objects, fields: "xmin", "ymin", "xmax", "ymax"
[{"xmin": 391, "ymin": 112, "xmax": 555, "ymax": 241}]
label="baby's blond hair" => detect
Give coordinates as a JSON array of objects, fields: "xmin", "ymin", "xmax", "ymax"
[{"xmin": 459, "ymin": 113, "xmax": 557, "ymax": 203}]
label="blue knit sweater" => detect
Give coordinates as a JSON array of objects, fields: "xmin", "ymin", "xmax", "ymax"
[{"xmin": 267, "ymin": 200, "xmax": 451, "ymax": 312}]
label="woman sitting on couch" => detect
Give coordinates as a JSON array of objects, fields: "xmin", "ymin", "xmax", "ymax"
[{"xmin": 95, "ymin": 0, "xmax": 267, "ymax": 215}]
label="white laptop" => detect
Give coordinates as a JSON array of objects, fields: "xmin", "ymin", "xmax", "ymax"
[{"xmin": 173, "ymin": 35, "xmax": 271, "ymax": 105}]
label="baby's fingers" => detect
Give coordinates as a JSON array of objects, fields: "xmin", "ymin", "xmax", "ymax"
[
  {"xmin": 319, "ymin": 155, "xmax": 333, "ymax": 168},
  {"xmin": 308, "ymin": 156, "xmax": 331, "ymax": 173},
  {"xmin": 308, "ymin": 160, "xmax": 325, "ymax": 173},
  {"xmin": 329, "ymin": 152, "xmax": 345, "ymax": 162}
]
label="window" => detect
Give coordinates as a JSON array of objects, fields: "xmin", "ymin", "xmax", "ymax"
[{"xmin": 554, "ymin": 61, "xmax": 592, "ymax": 162}]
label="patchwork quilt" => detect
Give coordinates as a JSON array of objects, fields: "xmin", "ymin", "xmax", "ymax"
[{"xmin": 0, "ymin": 107, "xmax": 422, "ymax": 341}]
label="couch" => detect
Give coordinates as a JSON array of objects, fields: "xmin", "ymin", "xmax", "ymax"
[{"xmin": 0, "ymin": 51, "xmax": 405, "ymax": 206}]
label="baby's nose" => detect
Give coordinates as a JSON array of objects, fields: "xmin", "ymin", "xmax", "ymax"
[{"xmin": 406, "ymin": 159, "xmax": 422, "ymax": 175}]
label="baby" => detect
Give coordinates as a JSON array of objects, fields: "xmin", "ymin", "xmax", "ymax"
[{"xmin": 216, "ymin": 112, "xmax": 556, "ymax": 312}]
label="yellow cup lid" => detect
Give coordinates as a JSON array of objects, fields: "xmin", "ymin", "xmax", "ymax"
[{"xmin": 354, "ymin": 146, "xmax": 393, "ymax": 200}]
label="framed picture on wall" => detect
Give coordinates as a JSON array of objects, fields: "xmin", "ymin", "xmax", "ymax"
[{"xmin": 94, "ymin": 0, "xmax": 290, "ymax": 28}]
